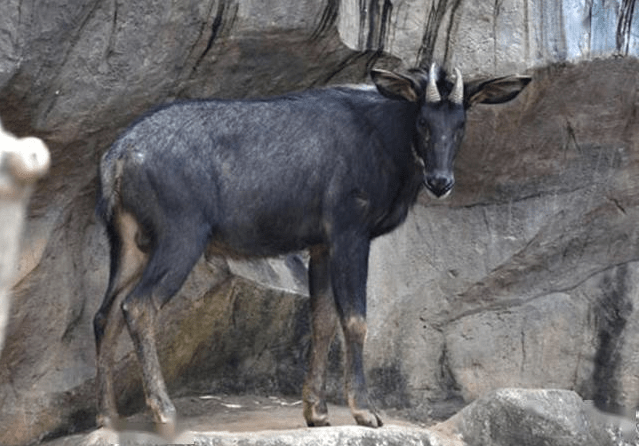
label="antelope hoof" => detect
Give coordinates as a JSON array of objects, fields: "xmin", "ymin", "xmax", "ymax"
[
  {"xmin": 149, "ymin": 397, "xmax": 177, "ymax": 439},
  {"xmin": 304, "ymin": 400, "xmax": 331, "ymax": 427},
  {"xmin": 155, "ymin": 418, "xmax": 176, "ymax": 440},
  {"xmin": 96, "ymin": 412, "xmax": 124, "ymax": 432},
  {"xmin": 353, "ymin": 408, "xmax": 383, "ymax": 428}
]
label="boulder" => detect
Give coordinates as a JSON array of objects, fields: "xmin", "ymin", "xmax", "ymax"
[{"xmin": 437, "ymin": 388, "xmax": 630, "ymax": 446}]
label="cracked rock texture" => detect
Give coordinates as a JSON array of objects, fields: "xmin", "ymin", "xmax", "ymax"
[
  {"xmin": 1, "ymin": 1, "xmax": 639, "ymax": 445},
  {"xmin": 339, "ymin": 0, "xmax": 639, "ymax": 73}
]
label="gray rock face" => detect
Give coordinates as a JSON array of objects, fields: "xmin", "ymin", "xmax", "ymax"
[
  {"xmin": 1, "ymin": 1, "xmax": 639, "ymax": 445},
  {"xmin": 367, "ymin": 57, "xmax": 639, "ymax": 419},
  {"xmin": 339, "ymin": 0, "xmax": 639, "ymax": 73}
]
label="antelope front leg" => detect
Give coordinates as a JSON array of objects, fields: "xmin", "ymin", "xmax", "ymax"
[
  {"xmin": 329, "ymin": 235, "xmax": 382, "ymax": 428},
  {"xmin": 340, "ymin": 314, "xmax": 382, "ymax": 427}
]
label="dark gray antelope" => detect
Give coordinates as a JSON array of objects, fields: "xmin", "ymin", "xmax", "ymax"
[{"xmin": 94, "ymin": 64, "xmax": 530, "ymax": 434}]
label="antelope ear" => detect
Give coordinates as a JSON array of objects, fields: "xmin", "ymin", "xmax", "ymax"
[
  {"xmin": 465, "ymin": 75, "xmax": 532, "ymax": 108},
  {"xmin": 371, "ymin": 69, "xmax": 421, "ymax": 102}
]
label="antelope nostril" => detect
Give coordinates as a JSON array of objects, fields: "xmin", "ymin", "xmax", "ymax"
[{"xmin": 425, "ymin": 175, "xmax": 454, "ymax": 198}]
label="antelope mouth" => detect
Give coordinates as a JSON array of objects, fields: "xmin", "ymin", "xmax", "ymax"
[{"xmin": 424, "ymin": 175, "xmax": 454, "ymax": 199}]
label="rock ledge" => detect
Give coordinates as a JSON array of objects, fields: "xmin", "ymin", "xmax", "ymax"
[{"xmin": 47, "ymin": 389, "xmax": 633, "ymax": 446}]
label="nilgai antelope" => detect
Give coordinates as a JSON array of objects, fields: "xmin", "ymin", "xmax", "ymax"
[{"xmin": 94, "ymin": 64, "xmax": 531, "ymax": 434}]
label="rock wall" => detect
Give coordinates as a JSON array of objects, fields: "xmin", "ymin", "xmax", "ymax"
[
  {"xmin": 367, "ymin": 57, "xmax": 639, "ymax": 419},
  {"xmin": 1, "ymin": 1, "xmax": 639, "ymax": 445},
  {"xmin": 339, "ymin": 0, "xmax": 639, "ymax": 73}
]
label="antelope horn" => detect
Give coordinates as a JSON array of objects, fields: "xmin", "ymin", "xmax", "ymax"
[
  {"xmin": 426, "ymin": 63, "xmax": 441, "ymax": 103},
  {"xmin": 450, "ymin": 67, "xmax": 464, "ymax": 105}
]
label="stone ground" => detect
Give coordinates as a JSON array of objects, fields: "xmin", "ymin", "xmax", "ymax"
[
  {"xmin": 41, "ymin": 389, "xmax": 637, "ymax": 446},
  {"xmin": 43, "ymin": 394, "xmax": 430, "ymax": 446}
]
